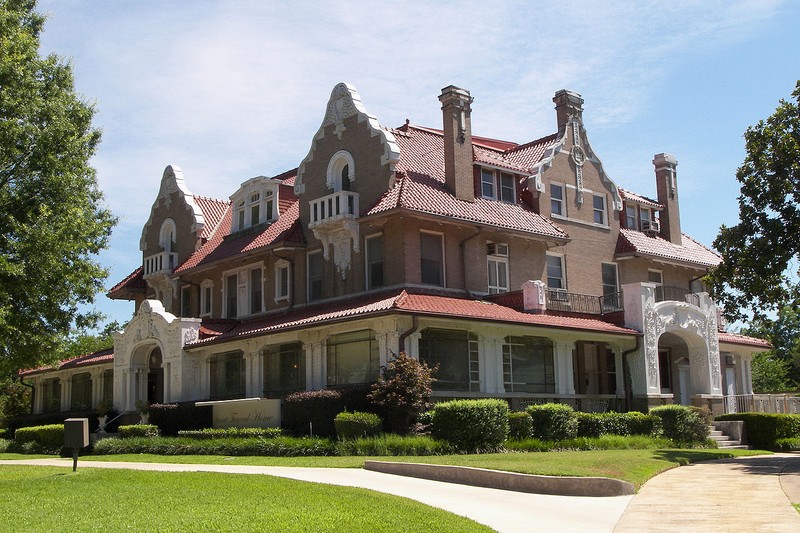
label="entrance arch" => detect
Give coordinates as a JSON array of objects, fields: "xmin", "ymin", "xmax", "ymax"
[
  {"xmin": 656, "ymin": 330, "xmax": 712, "ymax": 405},
  {"xmin": 131, "ymin": 343, "xmax": 165, "ymax": 406}
]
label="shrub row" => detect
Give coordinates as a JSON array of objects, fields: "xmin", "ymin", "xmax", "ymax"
[
  {"xmin": 431, "ymin": 399, "xmax": 509, "ymax": 452},
  {"xmin": 527, "ymin": 404, "xmax": 578, "ymax": 440},
  {"xmin": 775, "ymin": 437, "xmax": 800, "ymax": 451},
  {"xmin": 715, "ymin": 412, "xmax": 800, "ymax": 449},
  {"xmin": 505, "ymin": 434, "xmax": 674, "ymax": 452},
  {"xmin": 283, "ymin": 386, "xmax": 374, "ymax": 438},
  {"xmin": 335, "ymin": 435, "xmax": 452, "ymax": 456},
  {"xmin": 576, "ymin": 412, "xmax": 659, "ymax": 438},
  {"xmin": 177, "ymin": 427, "xmax": 283, "ymax": 439},
  {"xmin": 118, "ymin": 425, "xmax": 159, "ymax": 438},
  {"xmin": 149, "ymin": 402, "xmax": 213, "ymax": 437},
  {"xmin": 14, "ymin": 424, "xmax": 64, "ymax": 448},
  {"xmin": 650, "ymin": 405, "xmax": 709, "ymax": 444},
  {"xmin": 334, "ymin": 411, "xmax": 382, "ymax": 440},
  {"xmin": 93, "ymin": 435, "xmax": 338, "ymax": 456}
]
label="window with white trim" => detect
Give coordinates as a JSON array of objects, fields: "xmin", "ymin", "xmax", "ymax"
[
  {"xmin": 640, "ymin": 207, "xmax": 652, "ymax": 232},
  {"xmin": 546, "ymin": 254, "xmax": 565, "ymax": 290},
  {"xmin": 480, "ymin": 169, "xmax": 516, "ymax": 203},
  {"xmin": 487, "ymin": 242, "xmax": 509, "ymax": 294},
  {"xmin": 274, "ymin": 260, "xmax": 290, "ymax": 302},
  {"xmin": 326, "ymin": 150, "xmax": 355, "ymax": 191},
  {"xmin": 230, "ymin": 179, "xmax": 278, "ymax": 233},
  {"xmin": 250, "ymin": 268, "xmax": 263, "ymax": 314},
  {"xmin": 625, "ymin": 204, "xmax": 638, "ymax": 229},
  {"xmin": 601, "ymin": 263, "xmax": 619, "ymax": 309},
  {"xmin": 307, "ymin": 250, "xmax": 324, "ymax": 301},
  {"xmin": 365, "ymin": 234, "xmax": 384, "ymax": 290},
  {"xmin": 419, "ymin": 328, "xmax": 480, "ymax": 392},
  {"xmin": 223, "ymin": 265, "xmax": 263, "ymax": 318},
  {"xmin": 159, "ymin": 219, "xmax": 176, "ymax": 252},
  {"xmin": 550, "ymin": 183, "xmax": 565, "ymax": 216},
  {"xmin": 648, "ymin": 269, "xmax": 663, "ymax": 301},
  {"xmin": 593, "ymin": 194, "xmax": 607, "ymax": 225},
  {"xmin": 200, "ymin": 280, "xmax": 213, "ymax": 316},
  {"xmin": 502, "ymin": 336, "xmax": 555, "ymax": 393},
  {"xmin": 420, "ymin": 231, "xmax": 444, "ymax": 286}
]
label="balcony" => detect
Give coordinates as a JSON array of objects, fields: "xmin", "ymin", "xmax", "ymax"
[
  {"xmin": 545, "ymin": 289, "xmax": 623, "ymax": 315},
  {"xmin": 308, "ymin": 190, "xmax": 359, "ymax": 229},
  {"xmin": 144, "ymin": 251, "xmax": 178, "ymax": 277}
]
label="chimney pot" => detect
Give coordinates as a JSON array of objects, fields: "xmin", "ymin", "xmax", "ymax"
[
  {"xmin": 439, "ymin": 85, "xmax": 475, "ymax": 202},
  {"xmin": 653, "ymin": 153, "xmax": 681, "ymax": 244}
]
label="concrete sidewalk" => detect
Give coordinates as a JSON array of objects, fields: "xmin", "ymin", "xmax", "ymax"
[
  {"xmin": 615, "ymin": 453, "xmax": 800, "ymax": 532},
  {"xmin": 0, "ymin": 458, "xmax": 631, "ymax": 533}
]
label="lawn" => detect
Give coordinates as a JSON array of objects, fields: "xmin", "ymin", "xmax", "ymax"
[
  {"xmin": 0, "ymin": 465, "xmax": 492, "ymax": 532},
  {"xmin": 46, "ymin": 447, "xmax": 767, "ymax": 489}
]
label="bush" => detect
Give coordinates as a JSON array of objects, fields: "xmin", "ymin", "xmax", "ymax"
[
  {"xmin": 118, "ymin": 424, "xmax": 159, "ymax": 438},
  {"xmin": 776, "ymin": 437, "xmax": 800, "ymax": 451},
  {"xmin": 576, "ymin": 412, "xmax": 659, "ymax": 437},
  {"xmin": 336, "ymin": 434, "xmax": 453, "ymax": 456},
  {"xmin": 177, "ymin": 427, "xmax": 283, "ymax": 439},
  {"xmin": 14, "ymin": 424, "xmax": 64, "ymax": 448},
  {"xmin": 431, "ymin": 399, "xmax": 509, "ymax": 453},
  {"xmin": 526, "ymin": 403, "xmax": 577, "ymax": 441},
  {"xmin": 149, "ymin": 402, "xmax": 213, "ymax": 437},
  {"xmin": 649, "ymin": 405, "xmax": 708, "ymax": 444},
  {"xmin": 334, "ymin": 411, "xmax": 382, "ymax": 440},
  {"xmin": 283, "ymin": 389, "xmax": 343, "ymax": 438},
  {"xmin": 508, "ymin": 411, "xmax": 533, "ymax": 440},
  {"xmin": 0, "ymin": 439, "xmax": 10, "ymax": 452},
  {"xmin": 715, "ymin": 412, "xmax": 800, "ymax": 449},
  {"xmin": 92, "ymin": 435, "xmax": 337, "ymax": 456},
  {"xmin": 505, "ymin": 434, "xmax": 673, "ymax": 452},
  {"xmin": 412, "ymin": 410, "xmax": 435, "ymax": 435},
  {"xmin": 368, "ymin": 352, "xmax": 435, "ymax": 434}
]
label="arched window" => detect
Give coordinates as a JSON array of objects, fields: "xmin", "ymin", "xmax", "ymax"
[
  {"xmin": 326, "ymin": 150, "xmax": 355, "ymax": 191},
  {"xmin": 159, "ymin": 219, "xmax": 177, "ymax": 252}
]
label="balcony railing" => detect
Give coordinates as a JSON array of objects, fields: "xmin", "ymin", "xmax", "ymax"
[
  {"xmin": 545, "ymin": 290, "xmax": 623, "ymax": 315},
  {"xmin": 144, "ymin": 251, "xmax": 178, "ymax": 277},
  {"xmin": 308, "ymin": 190, "xmax": 359, "ymax": 228},
  {"xmin": 724, "ymin": 394, "xmax": 800, "ymax": 415},
  {"xmin": 655, "ymin": 286, "xmax": 700, "ymax": 307}
]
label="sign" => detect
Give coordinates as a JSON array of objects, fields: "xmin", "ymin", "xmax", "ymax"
[{"xmin": 196, "ymin": 398, "xmax": 281, "ymax": 429}]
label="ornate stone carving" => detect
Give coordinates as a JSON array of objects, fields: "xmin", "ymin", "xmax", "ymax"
[
  {"xmin": 643, "ymin": 302, "xmax": 659, "ymax": 390},
  {"xmin": 139, "ymin": 165, "xmax": 206, "ymax": 251},
  {"xmin": 312, "ymin": 219, "xmax": 360, "ymax": 278},
  {"xmin": 183, "ymin": 327, "xmax": 198, "ymax": 345}
]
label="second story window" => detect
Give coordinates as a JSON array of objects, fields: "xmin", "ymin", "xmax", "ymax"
[
  {"xmin": 225, "ymin": 273, "xmax": 238, "ymax": 318},
  {"xmin": 366, "ymin": 234, "xmax": 384, "ymax": 290},
  {"xmin": 625, "ymin": 204, "xmax": 637, "ymax": 229},
  {"xmin": 480, "ymin": 169, "xmax": 516, "ymax": 203},
  {"xmin": 550, "ymin": 183, "xmax": 565, "ymax": 216},
  {"xmin": 640, "ymin": 207, "xmax": 652, "ymax": 231},
  {"xmin": 249, "ymin": 193, "xmax": 260, "ymax": 225},
  {"xmin": 420, "ymin": 231, "xmax": 444, "ymax": 286},
  {"xmin": 275, "ymin": 260, "xmax": 290, "ymax": 302},
  {"xmin": 487, "ymin": 243, "xmax": 509, "ymax": 294},
  {"xmin": 200, "ymin": 280, "xmax": 213, "ymax": 316},
  {"xmin": 648, "ymin": 269, "xmax": 663, "ymax": 301},
  {"xmin": 181, "ymin": 285, "xmax": 191, "ymax": 317},
  {"xmin": 250, "ymin": 268, "xmax": 263, "ymax": 314},
  {"xmin": 593, "ymin": 194, "xmax": 607, "ymax": 225},
  {"xmin": 224, "ymin": 265, "xmax": 263, "ymax": 318},
  {"xmin": 307, "ymin": 250, "xmax": 324, "ymax": 301},
  {"xmin": 546, "ymin": 254, "xmax": 565, "ymax": 290}
]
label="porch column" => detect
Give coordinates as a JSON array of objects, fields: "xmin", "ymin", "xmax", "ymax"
[
  {"xmin": 61, "ymin": 375, "xmax": 71, "ymax": 411},
  {"xmin": 555, "ymin": 342, "xmax": 575, "ymax": 395},
  {"xmin": 614, "ymin": 347, "xmax": 625, "ymax": 397},
  {"xmin": 163, "ymin": 362, "xmax": 171, "ymax": 403},
  {"xmin": 481, "ymin": 335, "xmax": 505, "ymax": 394},
  {"xmin": 201, "ymin": 358, "xmax": 211, "ymax": 399},
  {"xmin": 245, "ymin": 351, "xmax": 263, "ymax": 398},
  {"xmin": 32, "ymin": 378, "xmax": 42, "ymax": 414},
  {"xmin": 742, "ymin": 357, "xmax": 753, "ymax": 395}
]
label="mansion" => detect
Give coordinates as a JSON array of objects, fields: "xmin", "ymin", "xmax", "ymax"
[{"xmin": 21, "ymin": 83, "xmax": 770, "ymax": 420}]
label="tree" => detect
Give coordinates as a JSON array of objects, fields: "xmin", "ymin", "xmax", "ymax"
[
  {"xmin": 0, "ymin": 0, "xmax": 115, "ymax": 375},
  {"xmin": 744, "ymin": 305, "xmax": 800, "ymax": 387},
  {"xmin": 368, "ymin": 352, "xmax": 436, "ymax": 434},
  {"xmin": 750, "ymin": 352, "xmax": 793, "ymax": 393},
  {"xmin": 708, "ymin": 81, "xmax": 800, "ymax": 322}
]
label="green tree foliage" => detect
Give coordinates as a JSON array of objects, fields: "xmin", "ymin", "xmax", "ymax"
[
  {"xmin": 708, "ymin": 82, "xmax": 800, "ymax": 322},
  {"xmin": 751, "ymin": 352, "xmax": 793, "ymax": 393},
  {"xmin": 368, "ymin": 352, "xmax": 435, "ymax": 434},
  {"xmin": 0, "ymin": 0, "xmax": 115, "ymax": 375},
  {"xmin": 744, "ymin": 305, "xmax": 800, "ymax": 388},
  {"xmin": 0, "ymin": 376, "xmax": 31, "ymax": 429}
]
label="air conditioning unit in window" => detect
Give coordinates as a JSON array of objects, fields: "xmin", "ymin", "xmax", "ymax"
[
  {"xmin": 487, "ymin": 243, "xmax": 509, "ymax": 256},
  {"xmin": 642, "ymin": 218, "xmax": 660, "ymax": 236}
]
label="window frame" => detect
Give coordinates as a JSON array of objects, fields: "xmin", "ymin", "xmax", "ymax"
[
  {"xmin": 593, "ymin": 194, "xmax": 607, "ymax": 225},
  {"xmin": 479, "ymin": 169, "xmax": 516, "ymax": 204},
  {"xmin": 274, "ymin": 259, "xmax": 291, "ymax": 302},
  {"xmin": 502, "ymin": 336, "xmax": 555, "ymax": 393},
  {"xmin": 550, "ymin": 182, "xmax": 565, "ymax": 217},
  {"xmin": 545, "ymin": 253, "xmax": 566, "ymax": 290},
  {"xmin": 200, "ymin": 280, "xmax": 213, "ymax": 317},
  {"xmin": 419, "ymin": 231, "xmax": 445, "ymax": 287},
  {"xmin": 365, "ymin": 233, "xmax": 384, "ymax": 290},
  {"xmin": 648, "ymin": 269, "xmax": 664, "ymax": 301},
  {"xmin": 418, "ymin": 328, "xmax": 480, "ymax": 392},
  {"xmin": 326, "ymin": 330, "xmax": 379, "ymax": 387},
  {"xmin": 640, "ymin": 207, "xmax": 652, "ymax": 231},
  {"xmin": 180, "ymin": 285, "xmax": 192, "ymax": 317},
  {"xmin": 222, "ymin": 263, "xmax": 265, "ymax": 318},
  {"xmin": 209, "ymin": 351, "xmax": 246, "ymax": 400},
  {"xmin": 307, "ymin": 250, "xmax": 324, "ymax": 302},
  {"xmin": 486, "ymin": 242, "xmax": 509, "ymax": 294}
]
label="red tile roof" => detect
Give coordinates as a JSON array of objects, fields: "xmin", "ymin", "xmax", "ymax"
[
  {"xmin": 619, "ymin": 189, "xmax": 662, "ymax": 210},
  {"xmin": 616, "ymin": 228, "xmax": 721, "ymax": 268},
  {"xmin": 194, "ymin": 195, "xmax": 230, "ymax": 239},
  {"xmin": 187, "ymin": 289, "xmax": 638, "ymax": 347},
  {"xmin": 19, "ymin": 348, "xmax": 114, "ymax": 377},
  {"xmin": 718, "ymin": 332, "xmax": 772, "ymax": 349},
  {"xmin": 107, "ymin": 266, "xmax": 146, "ymax": 298}
]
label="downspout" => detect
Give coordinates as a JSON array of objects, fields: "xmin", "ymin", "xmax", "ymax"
[
  {"xmin": 621, "ymin": 336, "xmax": 640, "ymax": 412},
  {"xmin": 459, "ymin": 227, "xmax": 482, "ymax": 298},
  {"xmin": 398, "ymin": 315, "xmax": 419, "ymax": 355}
]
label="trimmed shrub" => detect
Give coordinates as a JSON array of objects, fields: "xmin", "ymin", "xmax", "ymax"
[
  {"xmin": 177, "ymin": 427, "xmax": 283, "ymax": 439},
  {"xmin": 505, "ymin": 434, "xmax": 673, "ymax": 452},
  {"xmin": 92, "ymin": 435, "xmax": 337, "ymax": 456},
  {"xmin": 776, "ymin": 437, "xmax": 800, "ymax": 451},
  {"xmin": 0, "ymin": 439, "xmax": 11, "ymax": 453},
  {"xmin": 715, "ymin": 412, "xmax": 800, "ymax": 449},
  {"xmin": 508, "ymin": 411, "xmax": 533, "ymax": 440},
  {"xmin": 431, "ymin": 399, "xmax": 509, "ymax": 453},
  {"xmin": 14, "ymin": 424, "xmax": 64, "ymax": 448},
  {"xmin": 576, "ymin": 412, "xmax": 659, "ymax": 437},
  {"xmin": 334, "ymin": 411, "xmax": 382, "ymax": 440},
  {"xmin": 283, "ymin": 389, "xmax": 343, "ymax": 438},
  {"xmin": 336, "ymin": 434, "xmax": 453, "ymax": 456},
  {"xmin": 118, "ymin": 424, "xmax": 159, "ymax": 438},
  {"xmin": 149, "ymin": 402, "xmax": 212, "ymax": 437},
  {"xmin": 526, "ymin": 403, "xmax": 577, "ymax": 441},
  {"xmin": 649, "ymin": 405, "xmax": 708, "ymax": 444}
]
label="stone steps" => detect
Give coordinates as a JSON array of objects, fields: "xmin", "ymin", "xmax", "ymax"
[{"xmin": 709, "ymin": 425, "xmax": 748, "ymax": 449}]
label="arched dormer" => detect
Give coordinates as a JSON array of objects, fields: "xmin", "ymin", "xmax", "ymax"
[
  {"xmin": 159, "ymin": 219, "xmax": 176, "ymax": 252},
  {"xmin": 326, "ymin": 150, "xmax": 355, "ymax": 191},
  {"xmin": 230, "ymin": 176, "xmax": 279, "ymax": 233}
]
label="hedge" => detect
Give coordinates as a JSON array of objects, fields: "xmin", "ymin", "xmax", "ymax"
[
  {"xmin": 282, "ymin": 386, "xmax": 374, "ymax": 438},
  {"xmin": 649, "ymin": 405, "xmax": 708, "ymax": 444},
  {"xmin": 431, "ymin": 399, "xmax": 509, "ymax": 452},
  {"xmin": 14, "ymin": 424, "xmax": 64, "ymax": 448},
  {"xmin": 576, "ymin": 412, "xmax": 659, "ymax": 438},
  {"xmin": 118, "ymin": 424, "xmax": 159, "ymax": 438},
  {"xmin": 149, "ymin": 402, "xmax": 212, "ymax": 437},
  {"xmin": 526, "ymin": 403, "xmax": 577, "ymax": 441},
  {"xmin": 92, "ymin": 435, "xmax": 337, "ymax": 456},
  {"xmin": 334, "ymin": 411, "xmax": 382, "ymax": 440},
  {"xmin": 177, "ymin": 427, "xmax": 283, "ymax": 439},
  {"xmin": 508, "ymin": 411, "xmax": 533, "ymax": 440},
  {"xmin": 715, "ymin": 412, "xmax": 800, "ymax": 449},
  {"xmin": 335, "ymin": 435, "xmax": 452, "ymax": 456}
]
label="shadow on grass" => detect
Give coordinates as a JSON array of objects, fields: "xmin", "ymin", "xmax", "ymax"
[{"xmin": 653, "ymin": 449, "xmax": 800, "ymax": 476}]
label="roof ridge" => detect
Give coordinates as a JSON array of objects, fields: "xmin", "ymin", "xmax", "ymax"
[{"xmin": 194, "ymin": 194, "xmax": 231, "ymax": 205}]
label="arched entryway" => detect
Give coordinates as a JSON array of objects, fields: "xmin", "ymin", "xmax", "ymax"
[
  {"xmin": 657, "ymin": 331, "xmax": 710, "ymax": 406},
  {"xmin": 131, "ymin": 343, "xmax": 165, "ymax": 406},
  {"xmin": 147, "ymin": 347, "xmax": 164, "ymax": 404}
]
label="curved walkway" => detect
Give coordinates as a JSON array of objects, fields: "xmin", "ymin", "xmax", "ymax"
[{"xmin": 2, "ymin": 453, "xmax": 799, "ymax": 532}]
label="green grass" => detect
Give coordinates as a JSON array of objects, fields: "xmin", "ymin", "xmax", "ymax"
[
  {"xmin": 68, "ymin": 447, "xmax": 766, "ymax": 489},
  {"xmin": 0, "ymin": 465, "xmax": 492, "ymax": 532}
]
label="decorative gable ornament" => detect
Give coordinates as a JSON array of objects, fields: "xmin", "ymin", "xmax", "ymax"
[{"xmin": 139, "ymin": 165, "xmax": 206, "ymax": 251}]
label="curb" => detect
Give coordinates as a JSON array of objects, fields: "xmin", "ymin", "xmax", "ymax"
[{"xmin": 363, "ymin": 461, "xmax": 635, "ymax": 497}]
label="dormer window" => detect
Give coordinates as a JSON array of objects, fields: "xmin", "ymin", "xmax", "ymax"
[
  {"xmin": 230, "ymin": 178, "xmax": 278, "ymax": 233},
  {"xmin": 250, "ymin": 193, "xmax": 260, "ymax": 225},
  {"xmin": 480, "ymin": 168, "xmax": 515, "ymax": 203}
]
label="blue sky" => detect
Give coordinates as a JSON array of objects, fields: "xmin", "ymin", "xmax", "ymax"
[{"xmin": 34, "ymin": 0, "xmax": 800, "ymax": 328}]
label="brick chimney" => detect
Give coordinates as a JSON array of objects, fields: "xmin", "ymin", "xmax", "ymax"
[
  {"xmin": 553, "ymin": 89, "xmax": 584, "ymax": 137},
  {"xmin": 439, "ymin": 85, "xmax": 475, "ymax": 202},
  {"xmin": 653, "ymin": 153, "xmax": 681, "ymax": 245}
]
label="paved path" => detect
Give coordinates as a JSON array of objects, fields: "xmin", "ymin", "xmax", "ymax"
[
  {"xmin": 3, "ymin": 454, "xmax": 800, "ymax": 532},
  {"xmin": 615, "ymin": 453, "xmax": 800, "ymax": 532},
  {"xmin": 1, "ymin": 458, "xmax": 629, "ymax": 532}
]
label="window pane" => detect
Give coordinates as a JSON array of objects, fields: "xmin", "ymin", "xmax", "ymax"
[
  {"xmin": 251, "ymin": 204, "xmax": 259, "ymax": 225},
  {"xmin": 211, "ymin": 352, "xmax": 245, "ymax": 400},
  {"xmin": 250, "ymin": 268, "xmax": 262, "ymax": 314},
  {"xmin": 503, "ymin": 337, "xmax": 554, "ymax": 393},
  {"xmin": 367, "ymin": 236, "xmax": 384, "ymax": 289},
  {"xmin": 626, "ymin": 205, "xmax": 637, "ymax": 229},
  {"xmin": 593, "ymin": 195, "xmax": 605, "ymax": 224},
  {"xmin": 326, "ymin": 330, "xmax": 378, "ymax": 386},
  {"xmin": 202, "ymin": 286, "xmax": 212, "ymax": 315},
  {"xmin": 181, "ymin": 286, "xmax": 191, "ymax": 317},
  {"xmin": 546, "ymin": 255, "xmax": 563, "ymax": 289},
  {"xmin": 226, "ymin": 274, "xmax": 238, "ymax": 318},
  {"xmin": 500, "ymin": 173, "xmax": 515, "ymax": 203},
  {"xmin": 420, "ymin": 233, "xmax": 443, "ymax": 286},
  {"xmin": 264, "ymin": 343, "xmax": 305, "ymax": 398},
  {"xmin": 308, "ymin": 252, "xmax": 323, "ymax": 301},
  {"xmin": 419, "ymin": 329, "xmax": 478, "ymax": 391},
  {"xmin": 481, "ymin": 169, "xmax": 495, "ymax": 198},
  {"xmin": 602, "ymin": 263, "xmax": 618, "ymax": 294},
  {"xmin": 550, "ymin": 184, "xmax": 563, "ymax": 215},
  {"xmin": 573, "ymin": 342, "xmax": 616, "ymax": 395}
]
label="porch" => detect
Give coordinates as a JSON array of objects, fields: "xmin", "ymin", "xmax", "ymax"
[{"xmin": 724, "ymin": 394, "xmax": 800, "ymax": 415}]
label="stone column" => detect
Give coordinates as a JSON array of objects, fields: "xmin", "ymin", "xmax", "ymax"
[
  {"xmin": 245, "ymin": 351, "xmax": 263, "ymax": 398},
  {"xmin": 480, "ymin": 335, "xmax": 504, "ymax": 394},
  {"xmin": 61, "ymin": 375, "xmax": 71, "ymax": 412},
  {"xmin": 163, "ymin": 362, "xmax": 171, "ymax": 403},
  {"xmin": 554, "ymin": 341, "xmax": 575, "ymax": 395}
]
